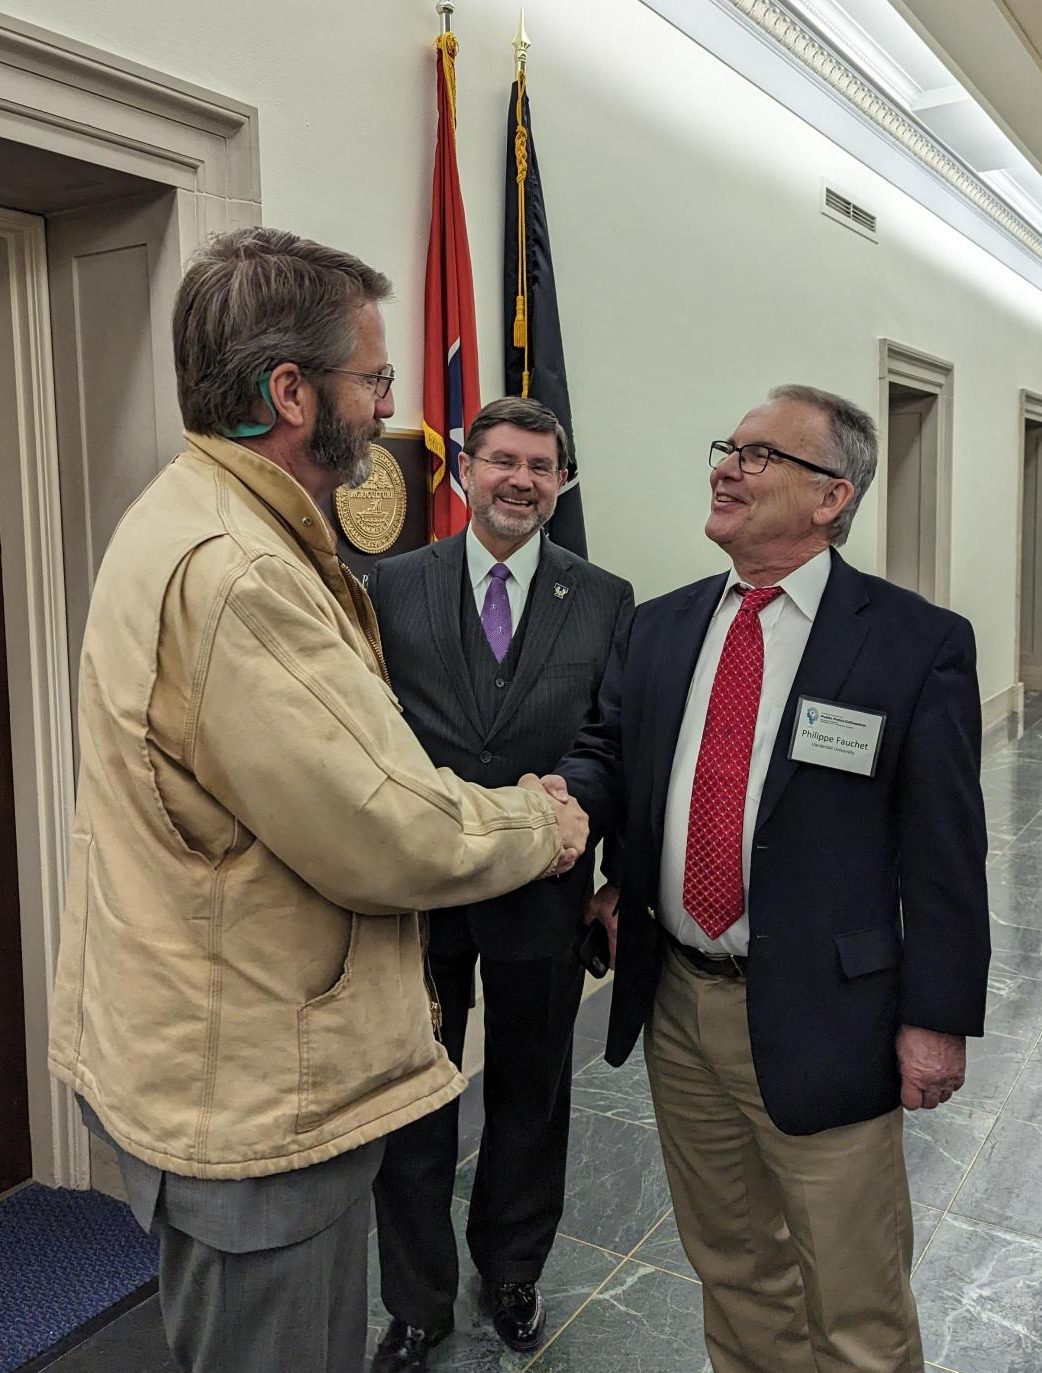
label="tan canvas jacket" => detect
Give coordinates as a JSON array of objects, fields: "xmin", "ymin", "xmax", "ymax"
[{"xmin": 48, "ymin": 434, "xmax": 561, "ymax": 1179}]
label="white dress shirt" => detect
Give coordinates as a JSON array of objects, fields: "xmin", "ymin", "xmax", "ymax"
[
  {"xmin": 659, "ymin": 548, "xmax": 832, "ymax": 955},
  {"xmin": 466, "ymin": 524, "xmax": 541, "ymax": 628}
]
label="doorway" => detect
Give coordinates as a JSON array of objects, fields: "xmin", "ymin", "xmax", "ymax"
[
  {"xmin": 0, "ymin": 545, "xmax": 32, "ymax": 1194},
  {"xmin": 1019, "ymin": 393, "xmax": 1042, "ymax": 691},
  {"xmin": 0, "ymin": 11, "xmax": 258, "ymax": 1188},
  {"xmin": 886, "ymin": 384, "xmax": 939, "ymax": 598},
  {"xmin": 878, "ymin": 342, "xmax": 954, "ymax": 605}
]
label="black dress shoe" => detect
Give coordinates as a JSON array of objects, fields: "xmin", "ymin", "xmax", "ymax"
[
  {"xmin": 484, "ymin": 1281, "xmax": 546, "ymax": 1352},
  {"xmin": 370, "ymin": 1316, "xmax": 454, "ymax": 1371}
]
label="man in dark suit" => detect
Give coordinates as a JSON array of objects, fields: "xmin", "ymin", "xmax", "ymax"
[
  {"xmin": 367, "ymin": 397, "xmax": 633, "ymax": 1371},
  {"xmin": 549, "ymin": 385, "xmax": 990, "ymax": 1373}
]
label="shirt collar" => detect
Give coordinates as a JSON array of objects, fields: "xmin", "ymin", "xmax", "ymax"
[
  {"xmin": 715, "ymin": 546, "xmax": 832, "ymax": 621},
  {"xmin": 466, "ymin": 524, "xmax": 542, "ymax": 596}
]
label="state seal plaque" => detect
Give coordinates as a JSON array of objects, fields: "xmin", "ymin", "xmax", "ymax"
[{"xmin": 334, "ymin": 444, "xmax": 407, "ymax": 555}]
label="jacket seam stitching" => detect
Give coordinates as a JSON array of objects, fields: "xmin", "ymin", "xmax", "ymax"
[{"xmin": 225, "ymin": 578, "xmax": 557, "ymax": 834}]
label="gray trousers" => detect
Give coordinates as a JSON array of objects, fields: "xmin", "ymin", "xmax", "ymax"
[
  {"xmin": 80, "ymin": 1100, "xmax": 383, "ymax": 1373},
  {"xmin": 155, "ymin": 1172, "xmax": 376, "ymax": 1373}
]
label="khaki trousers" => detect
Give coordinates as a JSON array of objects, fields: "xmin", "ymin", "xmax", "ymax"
[{"xmin": 644, "ymin": 946, "xmax": 924, "ymax": 1373}]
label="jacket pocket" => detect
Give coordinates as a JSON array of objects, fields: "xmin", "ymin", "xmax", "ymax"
[
  {"xmin": 834, "ymin": 925, "xmax": 900, "ymax": 979},
  {"xmin": 296, "ymin": 914, "xmax": 436, "ymax": 1133}
]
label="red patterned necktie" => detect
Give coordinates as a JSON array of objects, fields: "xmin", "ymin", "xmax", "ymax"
[{"xmin": 682, "ymin": 585, "xmax": 784, "ymax": 938}]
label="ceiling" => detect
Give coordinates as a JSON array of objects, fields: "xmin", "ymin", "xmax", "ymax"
[
  {"xmin": 782, "ymin": 0, "xmax": 1042, "ymax": 237},
  {"xmin": 888, "ymin": 0, "xmax": 1042, "ymax": 178},
  {"xmin": 999, "ymin": 0, "xmax": 1042, "ymax": 71},
  {"xmin": 0, "ymin": 138, "xmax": 159, "ymax": 216}
]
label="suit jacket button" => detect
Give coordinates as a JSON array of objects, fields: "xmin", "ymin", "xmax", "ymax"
[
  {"xmin": 495, "ymin": 677, "xmax": 506, "ymax": 688},
  {"xmin": 480, "ymin": 750, "xmax": 493, "ymax": 764}
]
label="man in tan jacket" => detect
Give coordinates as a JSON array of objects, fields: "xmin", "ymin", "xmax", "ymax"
[{"xmin": 47, "ymin": 226, "xmax": 587, "ymax": 1373}]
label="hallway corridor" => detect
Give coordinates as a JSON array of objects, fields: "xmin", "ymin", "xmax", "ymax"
[{"xmin": 24, "ymin": 701, "xmax": 1042, "ymax": 1373}]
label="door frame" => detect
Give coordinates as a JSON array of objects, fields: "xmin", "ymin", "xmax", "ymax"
[
  {"xmin": 877, "ymin": 340, "xmax": 954, "ymax": 606},
  {"xmin": 0, "ymin": 13, "xmax": 260, "ymax": 1188},
  {"xmin": 1015, "ymin": 388, "xmax": 1042, "ymax": 694}
]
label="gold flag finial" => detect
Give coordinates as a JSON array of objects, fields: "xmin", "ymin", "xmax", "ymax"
[
  {"xmin": 512, "ymin": 8, "xmax": 531, "ymax": 73},
  {"xmin": 436, "ymin": 0, "xmax": 455, "ymax": 34}
]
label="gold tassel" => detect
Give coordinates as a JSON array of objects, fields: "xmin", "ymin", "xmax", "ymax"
[
  {"xmin": 513, "ymin": 294, "xmax": 526, "ymax": 348},
  {"xmin": 522, "ymin": 369, "xmax": 530, "ymax": 397}
]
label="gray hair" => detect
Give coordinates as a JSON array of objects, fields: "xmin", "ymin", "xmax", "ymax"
[
  {"xmin": 173, "ymin": 226, "xmax": 391, "ymax": 436},
  {"xmin": 464, "ymin": 396, "xmax": 570, "ymax": 471},
  {"xmin": 768, "ymin": 384, "xmax": 877, "ymax": 545}
]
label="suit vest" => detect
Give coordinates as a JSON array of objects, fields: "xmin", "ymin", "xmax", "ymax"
[{"xmin": 460, "ymin": 560, "xmax": 534, "ymax": 736}]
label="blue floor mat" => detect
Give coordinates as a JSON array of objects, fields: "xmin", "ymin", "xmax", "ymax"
[{"xmin": 0, "ymin": 1183, "xmax": 158, "ymax": 1372}]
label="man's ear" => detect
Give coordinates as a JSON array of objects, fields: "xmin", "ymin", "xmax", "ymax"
[
  {"xmin": 459, "ymin": 451, "xmax": 471, "ymax": 494},
  {"xmin": 812, "ymin": 477, "xmax": 856, "ymax": 530},
  {"xmin": 267, "ymin": 362, "xmax": 310, "ymax": 430}
]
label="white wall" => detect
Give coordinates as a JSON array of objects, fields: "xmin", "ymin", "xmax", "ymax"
[{"xmin": 6, "ymin": 0, "xmax": 1042, "ymax": 702}]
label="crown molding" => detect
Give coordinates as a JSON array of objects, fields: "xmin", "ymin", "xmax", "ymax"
[
  {"xmin": 732, "ymin": 0, "xmax": 1042, "ymax": 258},
  {"xmin": 641, "ymin": 0, "xmax": 1042, "ymax": 288}
]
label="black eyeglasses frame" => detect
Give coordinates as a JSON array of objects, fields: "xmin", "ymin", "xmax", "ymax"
[{"xmin": 709, "ymin": 439, "xmax": 839, "ymax": 480}]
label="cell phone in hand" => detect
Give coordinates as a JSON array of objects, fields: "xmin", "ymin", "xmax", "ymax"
[{"xmin": 576, "ymin": 919, "xmax": 611, "ymax": 978}]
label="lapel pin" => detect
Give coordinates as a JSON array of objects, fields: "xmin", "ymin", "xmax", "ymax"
[{"xmin": 553, "ymin": 583, "xmax": 569, "ymax": 599}]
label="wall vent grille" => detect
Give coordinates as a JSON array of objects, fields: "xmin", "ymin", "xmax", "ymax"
[{"xmin": 822, "ymin": 183, "xmax": 878, "ymax": 240}]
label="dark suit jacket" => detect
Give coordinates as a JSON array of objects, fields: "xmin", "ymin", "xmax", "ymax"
[
  {"xmin": 557, "ymin": 550, "xmax": 991, "ymax": 1134},
  {"xmin": 368, "ymin": 530, "xmax": 634, "ymax": 960}
]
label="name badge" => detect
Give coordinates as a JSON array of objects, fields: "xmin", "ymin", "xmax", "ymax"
[{"xmin": 788, "ymin": 696, "xmax": 886, "ymax": 777}]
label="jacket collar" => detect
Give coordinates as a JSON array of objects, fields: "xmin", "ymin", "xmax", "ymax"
[
  {"xmin": 185, "ymin": 432, "xmax": 338, "ymax": 562},
  {"xmin": 754, "ymin": 549, "xmax": 869, "ymax": 831},
  {"xmin": 424, "ymin": 533, "xmax": 484, "ymax": 738}
]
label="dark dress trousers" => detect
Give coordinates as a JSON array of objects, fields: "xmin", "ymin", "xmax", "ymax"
[
  {"xmin": 557, "ymin": 550, "xmax": 991, "ymax": 1137},
  {"xmin": 367, "ymin": 530, "xmax": 633, "ymax": 1323}
]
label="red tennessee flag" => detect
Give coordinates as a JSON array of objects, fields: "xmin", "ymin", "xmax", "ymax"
[{"xmin": 423, "ymin": 32, "xmax": 481, "ymax": 541}]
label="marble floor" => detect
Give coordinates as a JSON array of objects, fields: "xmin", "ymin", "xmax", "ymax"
[{"xmin": 31, "ymin": 699, "xmax": 1042, "ymax": 1373}]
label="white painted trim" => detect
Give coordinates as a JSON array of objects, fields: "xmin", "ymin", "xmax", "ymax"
[
  {"xmin": 0, "ymin": 11, "xmax": 259, "ymax": 201},
  {"xmin": 639, "ymin": 0, "xmax": 1042, "ymax": 289},
  {"xmin": 0, "ymin": 208, "xmax": 86, "ymax": 1189},
  {"xmin": 0, "ymin": 13, "xmax": 260, "ymax": 1187},
  {"xmin": 877, "ymin": 340, "xmax": 954, "ymax": 607},
  {"xmin": 982, "ymin": 682, "xmax": 1025, "ymax": 747},
  {"xmin": 1014, "ymin": 388, "xmax": 1042, "ymax": 706}
]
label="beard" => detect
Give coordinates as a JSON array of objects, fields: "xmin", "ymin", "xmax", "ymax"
[
  {"xmin": 309, "ymin": 383, "xmax": 382, "ymax": 488},
  {"xmin": 468, "ymin": 489, "xmax": 554, "ymax": 540}
]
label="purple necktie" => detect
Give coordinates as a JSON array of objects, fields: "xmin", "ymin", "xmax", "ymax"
[{"xmin": 480, "ymin": 563, "xmax": 513, "ymax": 662}]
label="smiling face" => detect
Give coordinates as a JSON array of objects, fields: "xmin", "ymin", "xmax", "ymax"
[
  {"xmin": 706, "ymin": 397, "xmax": 854, "ymax": 581},
  {"xmin": 460, "ymin": 422, "xmax": 566, "ymax": 557}
]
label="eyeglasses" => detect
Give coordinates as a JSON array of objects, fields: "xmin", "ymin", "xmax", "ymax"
[
  {"xmin": 709, "ymin": 440, "xmax": 838, "ymax": 480},
  {"xmin": 324, "ymin": 364, "xmax": 395, "ymax": 399},
  {"xmin": 467, "ymin": 454, "xmax": 562, "ymax": 480}
]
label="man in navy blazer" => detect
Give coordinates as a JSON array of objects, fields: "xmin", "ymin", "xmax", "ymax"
[{"xmin": 549, "ymin": 385, "xmax": 989, "ymax": 1373}]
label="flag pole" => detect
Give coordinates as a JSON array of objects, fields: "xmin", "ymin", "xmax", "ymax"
[
  {"xmin": 512, "ymin": 8, "xmax": 530, "ymax": 72},
  {"xmin": 436, "ymin": 0, "xmax": 454, "ymax": 34},
  {"xmin": 510, "ymin": 10, "xmax": 531, "ymax": 393}
]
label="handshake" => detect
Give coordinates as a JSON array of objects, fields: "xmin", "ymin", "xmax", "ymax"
[{"xmin": 519, "ymin": 773, "xmax": 588, "ymax": 876}]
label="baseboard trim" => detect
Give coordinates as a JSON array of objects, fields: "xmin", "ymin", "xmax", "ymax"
[{"xmin": 982, "ymin": 682, "xmax": 1025, "ymax": 755}]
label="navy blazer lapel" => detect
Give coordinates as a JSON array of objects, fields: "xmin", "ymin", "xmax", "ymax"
[
  {"xmin": 487, "ymin": 539, "xmax": 577, "ymax": 742},
  {"xmin": 424, "ymin": 533, "xmax": 484, "ymax": 740},
  {"xmin": 755, "ymin": 552, "xmax": 871, "ymax": 834},
  {"xmin": 649, "ymin": 574, "xmax": 728, "ymax": 846}
]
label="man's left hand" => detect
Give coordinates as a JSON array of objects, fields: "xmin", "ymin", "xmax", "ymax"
[{"xmin": 896, "ymin": 1025, "xmax": 966, "ymax": 1110}]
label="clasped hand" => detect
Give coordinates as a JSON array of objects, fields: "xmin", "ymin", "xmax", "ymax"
[{"xmin": 518, "ymin": 773, "xmax": 588, "ymax": 875}]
